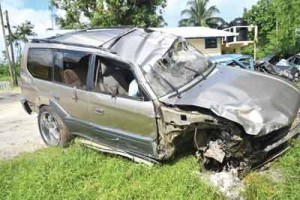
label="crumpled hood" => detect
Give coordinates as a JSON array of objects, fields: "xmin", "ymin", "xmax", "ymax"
[{"xmin": 160, "ymin": 66, "xmax": 300, "ymax": 136}]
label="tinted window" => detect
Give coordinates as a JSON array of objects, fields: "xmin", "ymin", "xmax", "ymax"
[
  {"xmin": 205, "ymin": 38, "xmax": 218, "ymax": 49},
  {"xmin": 27, "ymin": 48, "xmax": 53, "ymax": 80},
  {"xmin": 54, "ymin": 50, "xmax": 91, "ymax": 89}
]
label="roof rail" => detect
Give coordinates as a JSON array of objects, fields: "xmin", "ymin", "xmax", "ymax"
[
  {"xmin": 31, "ymin": 27, "xmax": 138, "ymax": 53},
  {"xmin": 31, "ymin": 38, "xmax": 100, "ymax": 50},
  {"xmin": 85, "ymin": 25, "xmax": 134, "ymax": 31},
  {"xmin": 31, "ymin": 38, "xmax": 118, "ymax": 54},
  {"xmin": 45, "ymin": 26, "xmax": 133, "ymax": 40}
]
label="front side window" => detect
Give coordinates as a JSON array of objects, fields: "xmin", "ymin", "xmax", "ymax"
[
  {"xmin": 53, "ymin": 50, "xmax": 91, "ymax": 89},
  {"xmin": 93, "ymin": 56, "xmax": 148, "ymax": 100},
  {"xmin": 27, "ymin": 48, "xmax": 53, "ymax": 80},
  {"xmin": 142, "ymin": 40, "xmax": 212, "ymax": 97}
]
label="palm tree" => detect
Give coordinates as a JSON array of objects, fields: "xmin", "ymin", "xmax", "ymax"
[{"xmin": 178, "ymin": 0, "xmax": 220, "ymax": 27}]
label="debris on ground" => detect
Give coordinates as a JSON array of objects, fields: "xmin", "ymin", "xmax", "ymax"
[{"xmin": 197, "ymin": 169, "xmax": 245, "ymax": 200}]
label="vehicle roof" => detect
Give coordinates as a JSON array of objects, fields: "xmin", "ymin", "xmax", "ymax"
[
  {"xmin": 31, "ymin": 28, "xmax": 178, "ymax": 67},
  {"xmin": 41, "ymin": 28, "xmax": 130, "ymax": 47}
]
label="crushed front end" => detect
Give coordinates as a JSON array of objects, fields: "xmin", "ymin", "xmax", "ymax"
[{"xmin": 155, "ymin": 104, "xmax": 300, "ymax": 176}]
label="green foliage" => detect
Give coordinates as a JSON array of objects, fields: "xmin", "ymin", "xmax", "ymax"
[
  {"xmin": 0, "ymin": 64, "xmax": 20, "ymax": 81},
  {"xmin": 178, "ymin": 0, "xmax": 220, "ymax": 27},
  {"xmin": 243, "ymin": 0, "xmax": 276, "ymax": 47},
  {"xmin": 244, "ymin": 0, "xmax": 300, "ymax": 56},
  {"xmin": 0, "ymin": 144, "xmax": 223, "ymax": 200},
  {"xmin": 7, "ymin": 21, "xmax": 36, "ymax": 44},
  {"xmin": 267, "ymin": 0, "xmax": 300, "ymax": 54},
  {"xmin": 51, "ymin": 0, "xmax": 167, "ymax": 29},
  {"xmin": 0, "ymin": 64, "xmax": 10, "ymax": 76},
  {"xmin": 0, "ymin": 64, "xmax": 11, "ymax": 81}
]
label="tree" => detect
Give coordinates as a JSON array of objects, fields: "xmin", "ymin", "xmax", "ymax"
[
  {"xmin": 205, "ymin": 17, "xmax": 227, "ymax": 29},
  {"xmin": 7, "ymin": 21, "xmax": 36, "ymax": 43},
  {"xmin": 244, "ymin": 0, "xmax": 300, "ymax": 56},
  {"xmin": 7, "ymin": 21, "xmax": 36, "ymax": 64},
  {"xmin": 178, "ymin": 0, "xmax": 219, "ymax": 27},
  {"xmin": 268, "ymin": 0, "xmax": 300, "ymax": 54},
  {"xmin": 51, "ymin": 0, "xmax": 167, "ymax": 29},
  {"xmin": 243, "ymin": 0, "xmax": 276, "ymax": 49}
]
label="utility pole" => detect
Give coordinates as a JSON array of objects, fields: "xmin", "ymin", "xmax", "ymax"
[
  {"xmin": 50, "ymin": 5, "xmax": 55, "ymax": 30},
  {"xmin": 0, "ymin": 4, "xmax": 14, "ymax": 85},
  {"xmin": 5, "ymin": 10, "xmax": 17, "ymax": 86}
]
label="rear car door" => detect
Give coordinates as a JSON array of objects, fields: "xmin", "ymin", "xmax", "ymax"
[
  {"xmin": 88, "ymin": 55, "xmax": 157, "ymax": 157},
  {"xmin": 49, "ymin": 49, "xmax": 93, "ymax": 134}
]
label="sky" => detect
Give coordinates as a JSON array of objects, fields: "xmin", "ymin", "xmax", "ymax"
[{"xmin": 0, "ymin": 0, "xmax": 259, "ymax": 61}]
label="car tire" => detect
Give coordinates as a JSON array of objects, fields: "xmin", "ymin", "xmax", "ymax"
[{"xmin": 38, "ymin": 106, "xmax": 72, "ymax": 147}]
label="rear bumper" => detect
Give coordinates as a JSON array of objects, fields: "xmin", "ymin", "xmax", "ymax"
[{"xmin": 20, "ymin": 98, "xmax": 32, "ymax": 115}]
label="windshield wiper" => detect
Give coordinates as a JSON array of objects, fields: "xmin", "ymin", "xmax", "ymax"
[
  {"xmin": 181, "ymin": 65, "xmax": 205, "ymax": 79},
  {"xmin": 149, "ymin": 65, "xmax": 181, "ymax": 98}
]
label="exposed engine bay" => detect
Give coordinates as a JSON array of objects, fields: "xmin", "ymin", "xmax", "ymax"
[{"xmin": 156, "ymin": 105, "xmax": 300, "ymax": 176}]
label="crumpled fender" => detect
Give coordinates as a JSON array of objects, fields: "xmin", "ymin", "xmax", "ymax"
[{"xmin": 160, "ymin": 66, "xmax": 300, "ymax": 136}]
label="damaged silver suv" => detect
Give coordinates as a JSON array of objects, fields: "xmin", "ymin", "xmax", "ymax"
[{"xmin": 20, "ymin": 28, "xmax": 300, "ymax": 172}]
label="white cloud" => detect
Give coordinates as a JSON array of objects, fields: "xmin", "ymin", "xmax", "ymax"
[{"xmin": 0, "ymin": 0, "xmax": 52, "ymax": 61}]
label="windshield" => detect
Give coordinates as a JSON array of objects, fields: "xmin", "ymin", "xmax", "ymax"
[{"xmin": 142, "ymin": 39, "xmax": 212, "ymax": 97}]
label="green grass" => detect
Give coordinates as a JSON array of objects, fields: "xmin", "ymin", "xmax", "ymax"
[
  {"xmin": 0, "ymin": 75, "xmax": 11, "ymax": 82},
  {"xmin": 0, "ymin": 142, "xmax": 300, "ymax": 200},
  {"xmin": 243, "ymin": 141, "xmax": 300, "ymax": 200},
  {"xmin": 0, "ymin": 144, "xmax": 223, "ymax": 200},
  {"xmin": 1, "ymin": 142, "xmax": 299, "ymax": 200}
]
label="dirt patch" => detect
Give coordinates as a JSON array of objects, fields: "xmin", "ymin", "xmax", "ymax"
[{"xmin": 0, "ymin": 92, "xmax": 45, "ymax": 160}]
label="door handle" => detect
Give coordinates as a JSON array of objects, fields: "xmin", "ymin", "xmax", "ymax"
[{"xmin": 95, "ymin": 107, "xmax": 104, "ymax": 114}]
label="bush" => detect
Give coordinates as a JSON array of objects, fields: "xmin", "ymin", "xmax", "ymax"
[{"xmin": 0, "ymin": 64, "xmax": 20, "ymax": 81}]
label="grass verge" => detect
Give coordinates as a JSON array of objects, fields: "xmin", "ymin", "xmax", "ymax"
[
  {"xmin": 243, "ymin": 140, "xmax": 300, "ymax": 200},
  {"xmin": 0, "ymin": 141, "xmax": 299, "ymax": 200},
  {"xmin": 0, "ymin": 144, "xmax": 223, "ymax": 200}
]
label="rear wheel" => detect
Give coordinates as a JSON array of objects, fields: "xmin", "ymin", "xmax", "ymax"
[{"xmin": 38, "ymin": 106, "xmax": 72, "ymax": 147}]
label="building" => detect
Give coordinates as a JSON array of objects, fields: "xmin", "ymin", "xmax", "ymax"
[{"xmin": 151, "ymin": 27, "xmax": 238, "ymax": 56}]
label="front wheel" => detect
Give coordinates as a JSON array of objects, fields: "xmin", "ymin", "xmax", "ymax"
[{"xmin": 38, "ymin": 106, "xmax": 72, "ymax": 147}]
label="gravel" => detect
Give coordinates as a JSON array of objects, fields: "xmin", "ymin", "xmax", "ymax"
[{"xmin": 0, "ymin": 92, "xmax": 45, "ymax": 160}]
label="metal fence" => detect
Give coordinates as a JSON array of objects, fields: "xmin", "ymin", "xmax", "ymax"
[{"xmin": 0, "ymin": 81, "xmax": 11, "ymax": 90}]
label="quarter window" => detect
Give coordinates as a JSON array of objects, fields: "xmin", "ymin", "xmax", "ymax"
[
  {"xmin": 54, "ymin": 50, "xmax": 91, "ymax": 89},
  {"xmin": 27, "ymin": 48, "xmax": 53, "ymax": 80}
]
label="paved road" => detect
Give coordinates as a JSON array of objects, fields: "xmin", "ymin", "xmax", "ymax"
[{"xmin": 0, "ymin": 92, "xmax": 45, "ymax": 160}]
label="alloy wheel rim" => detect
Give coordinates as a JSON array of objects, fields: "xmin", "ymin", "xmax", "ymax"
[{"xmin": 40, "ymin": 112, "xmax": 60, "ymax": 146}]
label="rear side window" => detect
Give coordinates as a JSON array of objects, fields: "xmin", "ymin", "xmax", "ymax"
[
  {"xmin": 27, "ymin": 48, "xmax": 53, "ymax": 80},
  {"xmin": 54, "ymin": 50, "xmax": 91, "ymax": 89}
]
